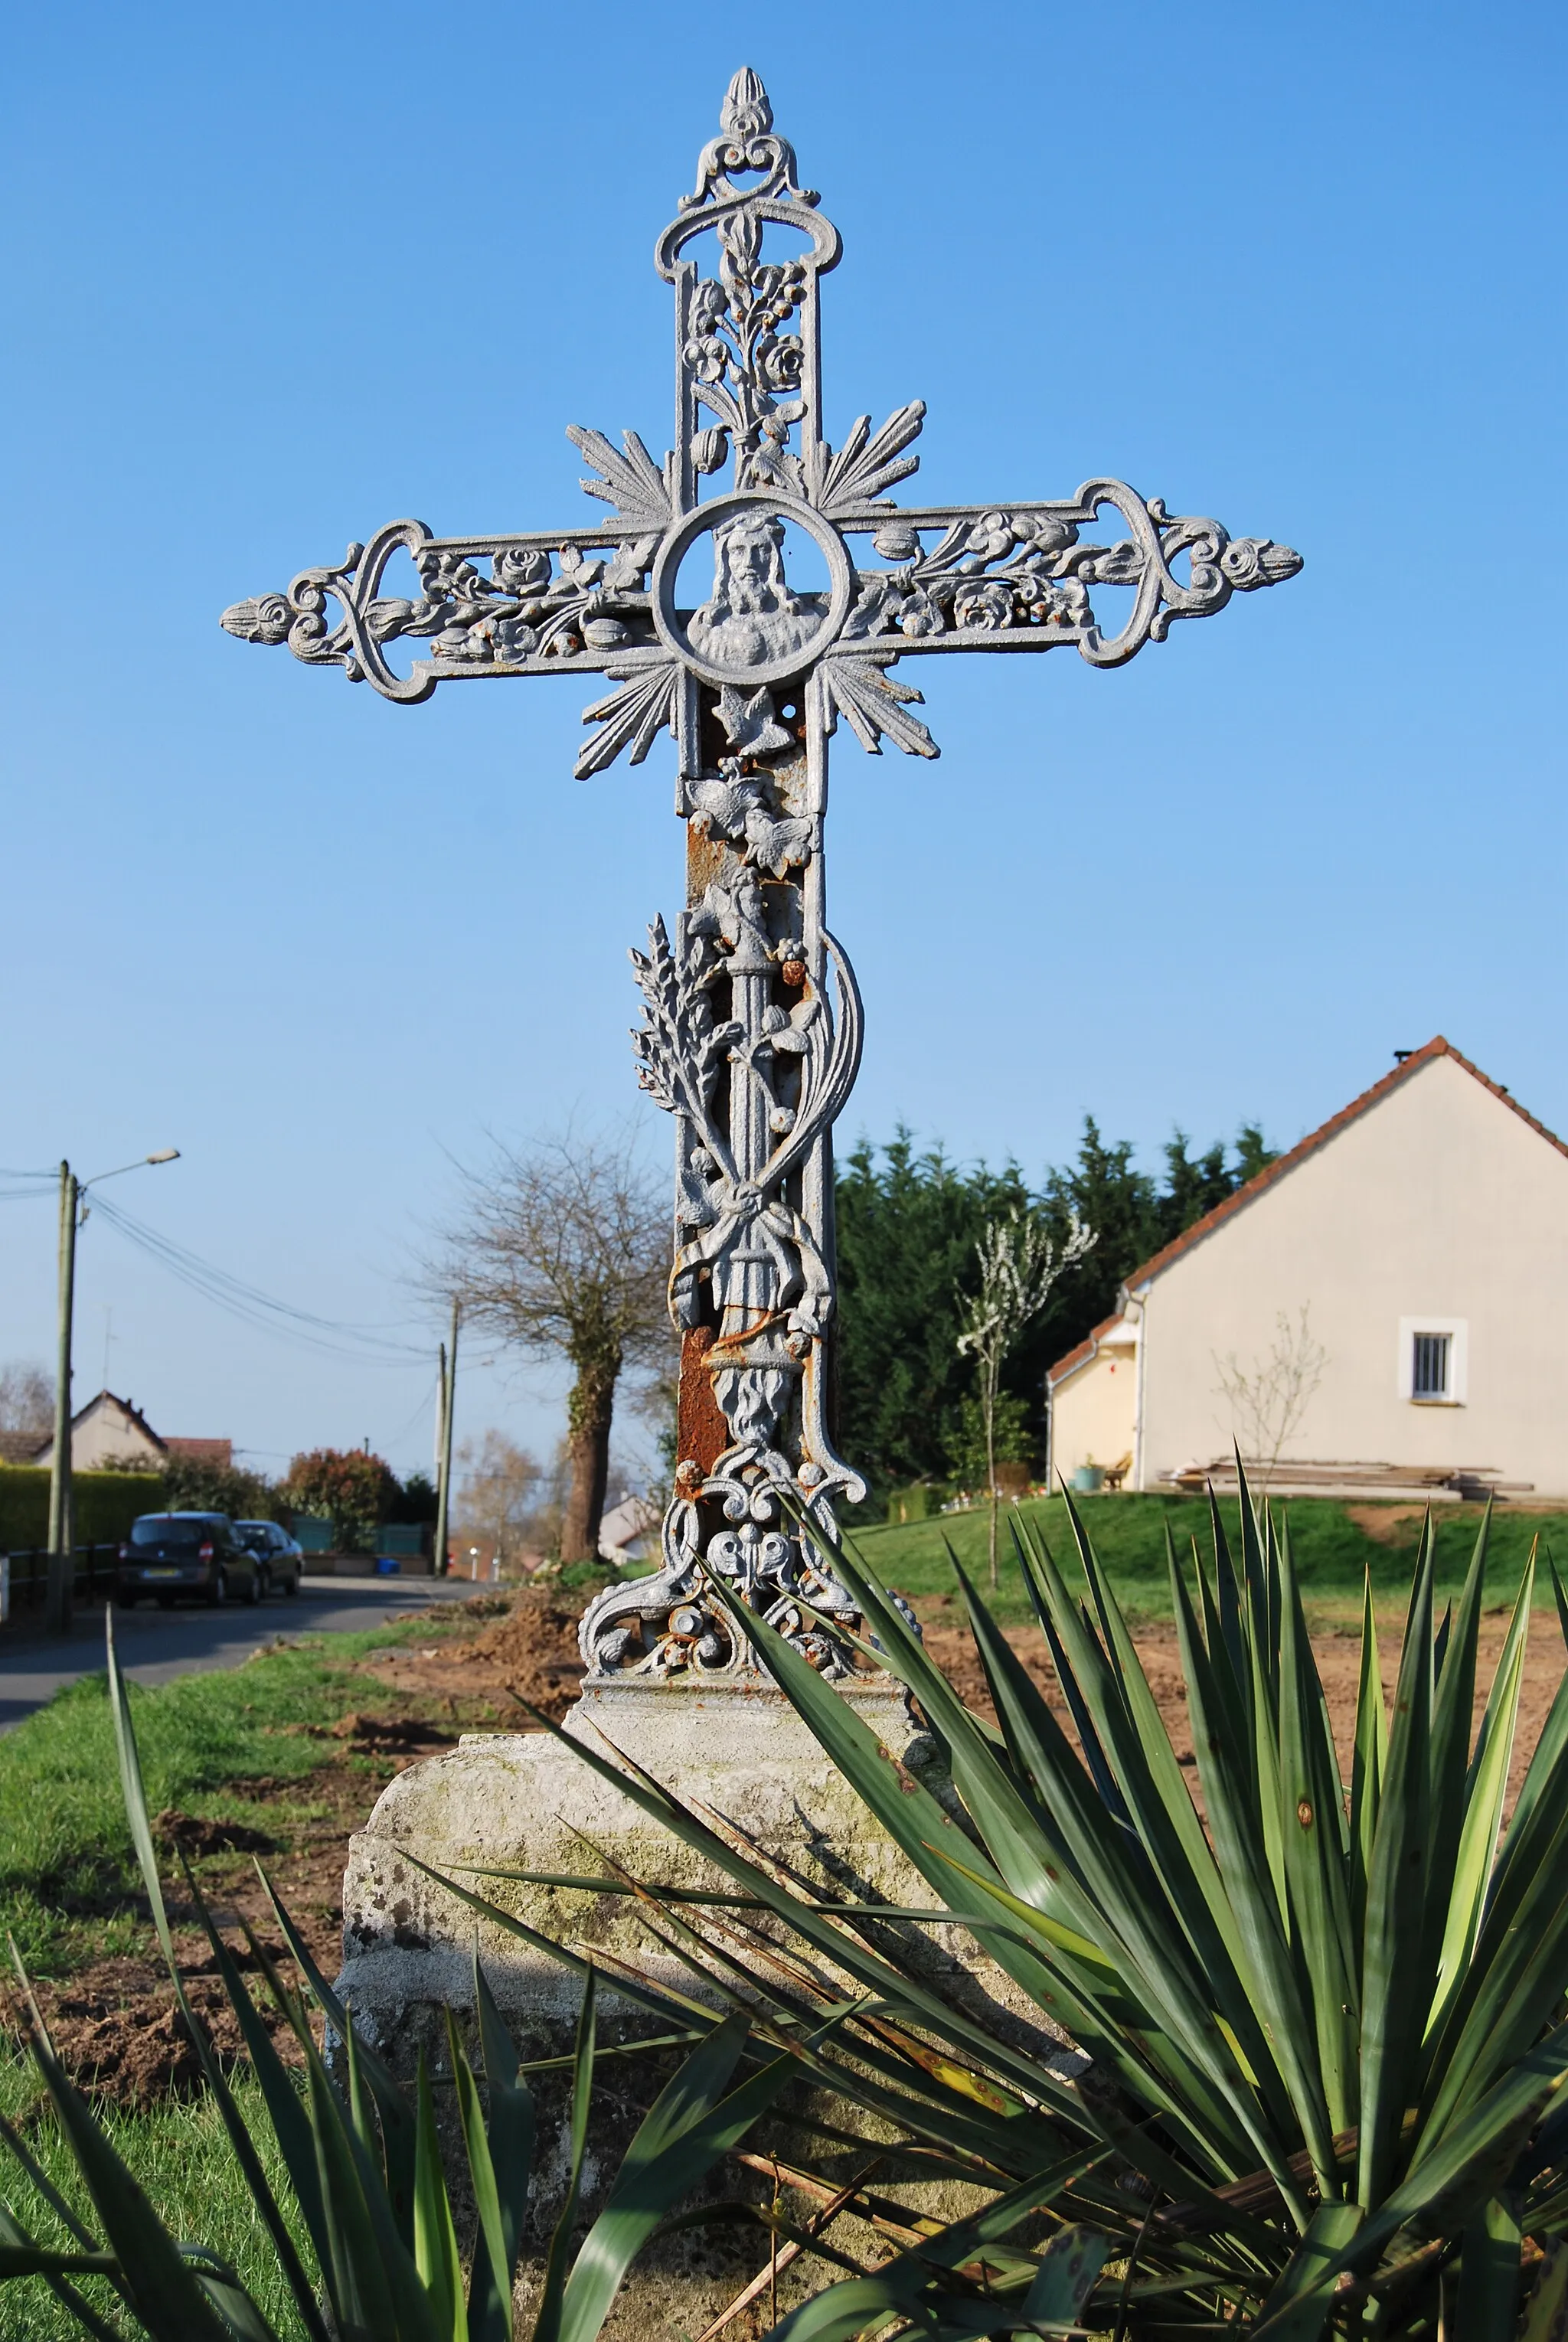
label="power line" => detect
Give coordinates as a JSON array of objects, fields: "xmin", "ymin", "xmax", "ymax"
[{"xmin": 87, "ymin": 1192, "xmax": 436, "ymax": 1368}]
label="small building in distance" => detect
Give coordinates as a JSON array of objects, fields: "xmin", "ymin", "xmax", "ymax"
[
  {"xmin": 30, "ymin": 1390, "xmax": 232, "ymax": 1475},
  {"xmin": 1047, "ymin": 1038, "xmax": 1568, "ymax": 1502},
  {"xmin": 598, "ymin": 1491, "xmax": 660, "ymax": 1566}
]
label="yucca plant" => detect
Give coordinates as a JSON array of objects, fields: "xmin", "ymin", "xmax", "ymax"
[
  {"xmin": 0, "ymin": 1617, "xmax": 801, "ymax": 2342},
  {"xmin": 486, "ymin": 1482, "xmax": 1568, "ymax": 2337}
]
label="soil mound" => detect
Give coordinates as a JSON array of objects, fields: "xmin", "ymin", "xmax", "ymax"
[
  {"xmin": 327, "ymin": 1713, "xmax": 456, "ymax": 1750},
  {"xmin": 363, "ymin": 1586, "xmax": 586, "ymax": 1720},
  {"xmin": 154, "ymin": 1808, "xmax": 276, "ymax": 1857}
]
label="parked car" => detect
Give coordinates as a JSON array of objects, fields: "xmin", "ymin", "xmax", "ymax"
[
  {"xmin": 234, "ymin": 1520, "xmax": 304, "ymax": 1597},
  {"xmin": 116, "ymin": 1513, "xmax": 260, "ymax": 1609}
]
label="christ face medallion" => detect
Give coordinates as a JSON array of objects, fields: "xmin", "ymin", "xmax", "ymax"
[{"xmin": 652, "ymin": 492, "xmax": 854, "ymax": 688}]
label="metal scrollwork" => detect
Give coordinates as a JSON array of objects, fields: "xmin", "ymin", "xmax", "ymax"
[
  {"xmin": 578, "ymin": 818, "xmax": 870, "ymax": 1681},
  {"xmin": 221, "ymin": 66, "xmax": 1302, "ymax": 1691}
]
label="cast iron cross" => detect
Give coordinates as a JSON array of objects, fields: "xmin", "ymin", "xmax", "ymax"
[{"xmin": 223, "ymin": 69, "xmax": 1300, "ymax": 1681}]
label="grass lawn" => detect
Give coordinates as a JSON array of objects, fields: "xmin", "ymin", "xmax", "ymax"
[
  {"xmin": 0, "ymin": 2051, "xmax": 309, "ymax": 2341},
  {"xmin": 0, "ymin": 1599, "xmax": 531, "ymax": 2337},
  {"xmin": 844, "ymin": 1491, "xmax": 1568, "ymax": 1624},
  {"xmin": 0, "ymin": 1565, "xmax": 642, "ymax": 2337},
  {"xmin": 0, "ymin": 1559, "xmax": 622, "ymax": 1983}
]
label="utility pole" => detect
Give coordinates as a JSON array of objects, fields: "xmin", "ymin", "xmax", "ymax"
[
  {"xmin": 433, "ymin": 1297, "xmax": 459, "ymax": 1578},
  {"xmin": 43, "ymin": 1148, "xmax": 180, "ymax": 1636},
  {"xmin": 44, "ymin": 1163, "xmax": 79, "ymax": 1635}
]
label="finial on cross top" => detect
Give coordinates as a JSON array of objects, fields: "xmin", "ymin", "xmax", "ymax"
[
  {"xmin": 680, "ymin": 67, "xmax": 818, "ymax": 211},
  {"xmin": 220, "ymin": 70, "xmax": 1301, "ymax": 1688},
  {"xmin": 722, "ymin": 65, "xmax": 772, "ymax": 137}
]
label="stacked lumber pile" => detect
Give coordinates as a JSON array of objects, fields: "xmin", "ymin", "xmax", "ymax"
[{"xmin": 1161, "ymin": 1458, "xmax": 1534, "ymax": 1501}]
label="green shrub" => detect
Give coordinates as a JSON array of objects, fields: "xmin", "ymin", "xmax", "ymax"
[
  {"xmin": 280, "ymin": 1447, "xmax": 397, "ymax": 1553},
  {"xmin": 0, "ymin": 1469, "xmax": 163, "ymax": 1552}
]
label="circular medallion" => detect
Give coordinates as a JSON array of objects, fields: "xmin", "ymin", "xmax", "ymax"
[{"xmin": 652, "ymin": 491, "xmax": 854, "ymax": 688}]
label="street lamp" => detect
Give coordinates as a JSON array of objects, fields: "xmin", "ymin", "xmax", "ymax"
[{"xmin": 46, "ymin": 1149, "xmax": 181, "ymax": 1632}]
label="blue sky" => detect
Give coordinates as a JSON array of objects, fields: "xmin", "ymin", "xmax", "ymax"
[{"xmin": 4, "ymin": 3, "xmax": 1563, "ymax": 1483}]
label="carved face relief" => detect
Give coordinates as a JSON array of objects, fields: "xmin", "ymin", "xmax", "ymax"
[
  {"xmin": 651, "ymin": 490, "xmax": 854, "ymax": 689},
  {"xmin": 688, "ymin": 513, "xmax": 822, "ymax": 671}
]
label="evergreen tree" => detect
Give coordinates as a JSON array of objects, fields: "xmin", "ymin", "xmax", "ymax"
[
  {"xmin": 834, "ymin": 1113, "xmax": 1276, "ymax": 1506},
  {"xmin": 833, "ymin": 1132, "xmax": 1028, "ymax": 1496}
]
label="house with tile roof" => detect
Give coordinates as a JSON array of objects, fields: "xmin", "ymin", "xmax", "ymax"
[
  {"xmin": 1046, "ymin": 1039, "xmax": 1568, "ymax": 1500},
  {"xmin": 31, "ymin": 1391, "xmax": 231, "ymax": 1475}
]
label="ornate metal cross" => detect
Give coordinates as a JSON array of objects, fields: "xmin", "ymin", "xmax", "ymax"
[{"xmin": 223, "ymin": 68, "xmax": 1299, "ymax": 1683}]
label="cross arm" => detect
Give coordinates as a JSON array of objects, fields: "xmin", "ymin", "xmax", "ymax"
[
  {"xmin": 831, "ymin": 479, "xmax": 1301, "ymax": 671},
  {"xmin": 219, "ymin": 500, "xmax": 665, "ymax": 707}
]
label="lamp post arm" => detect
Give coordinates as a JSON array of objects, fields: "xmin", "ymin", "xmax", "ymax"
[{"xmin": 80, "ymin": 1149, "xmax": 181, "ymax": 1201}]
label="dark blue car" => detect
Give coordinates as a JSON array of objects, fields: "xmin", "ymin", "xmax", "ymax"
[{"xmin": 116, "ymin": 1512, "xmax": 261, "ymax": 1608}]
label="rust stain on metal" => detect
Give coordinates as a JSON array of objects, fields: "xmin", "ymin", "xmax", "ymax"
[
  {"xmin": 686, "ymin": 824, "xmax": 730, "ymax": 903},
  {"xmin": 678, "ymin": 1325, "xmax": 732, "ymax": 1477}
]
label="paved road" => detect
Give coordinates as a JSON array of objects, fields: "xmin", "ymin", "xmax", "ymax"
[{"xmin": 0, "ymin": 1575, "xmax": 477, "ymax": 1733}]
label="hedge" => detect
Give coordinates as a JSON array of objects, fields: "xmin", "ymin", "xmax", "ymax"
[{"xmin": 0, "ymin": 1468, "xmax": 165, "ymax": 1553}]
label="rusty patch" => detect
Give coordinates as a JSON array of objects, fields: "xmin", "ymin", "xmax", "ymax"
[
  {"xmin": 678, "ymin": 1325, "xmax": 732, "ymax": 1478},
  {"xmin": 685, "ymin": 823, "xmax": 730, "ymax": 901}
]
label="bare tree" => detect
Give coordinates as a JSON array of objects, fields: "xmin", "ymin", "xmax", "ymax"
[
  {"xmin": 0, "ymin": 1361, "xmax": 55, "ymax": 1445},
  {"xmin": 455, "ymin": 1430, "xmax": 547, "ymax": 1573},
  {"xmin": 1214, "ymin": 1305, "xmax": 1328, "ymax": 1491},
  {"xmin": 432, "ymin": 1130, "xmax": 672, "ymax": 1563},
  {"xmin": 957, "ymin": 1208, "xmax": 1096, "ymax": 1588}
]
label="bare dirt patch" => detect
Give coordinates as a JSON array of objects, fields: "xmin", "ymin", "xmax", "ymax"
[
  {"xmin": 153, "ymin": 1808, "xmax": 277, "ymax": 1858},
  {"xmin": 914, "ymin": 1602, "xmax": 1566, "ymax": 1808},
  {"xmin": 1344, "ymin": 1504, "xmax": 1432, "ymax": 1545},
  {"xmin": 361, "ymin": 1584, "xmax": 586, "ymax": 1721}
]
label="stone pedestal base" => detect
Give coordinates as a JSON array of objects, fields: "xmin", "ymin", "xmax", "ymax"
[
  {"xmin": 341, "ymin": 1674, "xmax": 946, "ymax": 2021},
  {"xmin": 338, "ymin": 1676, "xmax": 1067, "ymax": 2334}
]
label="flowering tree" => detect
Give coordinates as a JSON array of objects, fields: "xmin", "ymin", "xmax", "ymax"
[
  {"xmin": 283, "ymin": 1448, "xmax": 399, "ymax": 1555},
  {"xmin": 957, "ymin": 1207, "xmax": 1096, "ymax": 1586}
]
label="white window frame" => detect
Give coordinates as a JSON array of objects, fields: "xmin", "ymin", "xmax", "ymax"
[{"xmin": 1397, "ymin": 1315, "xmax": 1468, "ymax": 1406}]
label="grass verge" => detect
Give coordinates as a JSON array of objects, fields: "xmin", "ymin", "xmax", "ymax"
[
  {"xmin": 0, "ymin": 1609, "xmax": 481, "ymax": 1979},
  {"xmin": 0, "ymin": 2050, "xmax": 308, "ymax": 2342}
]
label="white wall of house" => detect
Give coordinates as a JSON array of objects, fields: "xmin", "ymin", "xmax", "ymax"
[
  {"xmin": 1051, "ymin": 1333, "xmax": 1138, "ymax": 1484},
  {"xmin": 1131, "ymin": 1053, "xmax": 1568, "ymax": 1495},
  {"xmin": 33, "ymin": 1399, "xmax": 165, "ymax": 1473}
]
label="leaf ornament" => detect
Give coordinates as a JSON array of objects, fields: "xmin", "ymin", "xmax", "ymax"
[
  {"xmin": 813, "ymin": 402, "xmax": 927, "ymax": 516},
  {"xmin": 566, "ymin": 426, "xmax": 673, "ymax": 530},
  {"xmin": 576, "ymin": 659, "xmax": 681, "ymax": 777},
  {"xmin": 818, "ymin": 653, "xmax": 938, "ymax": 758}
]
